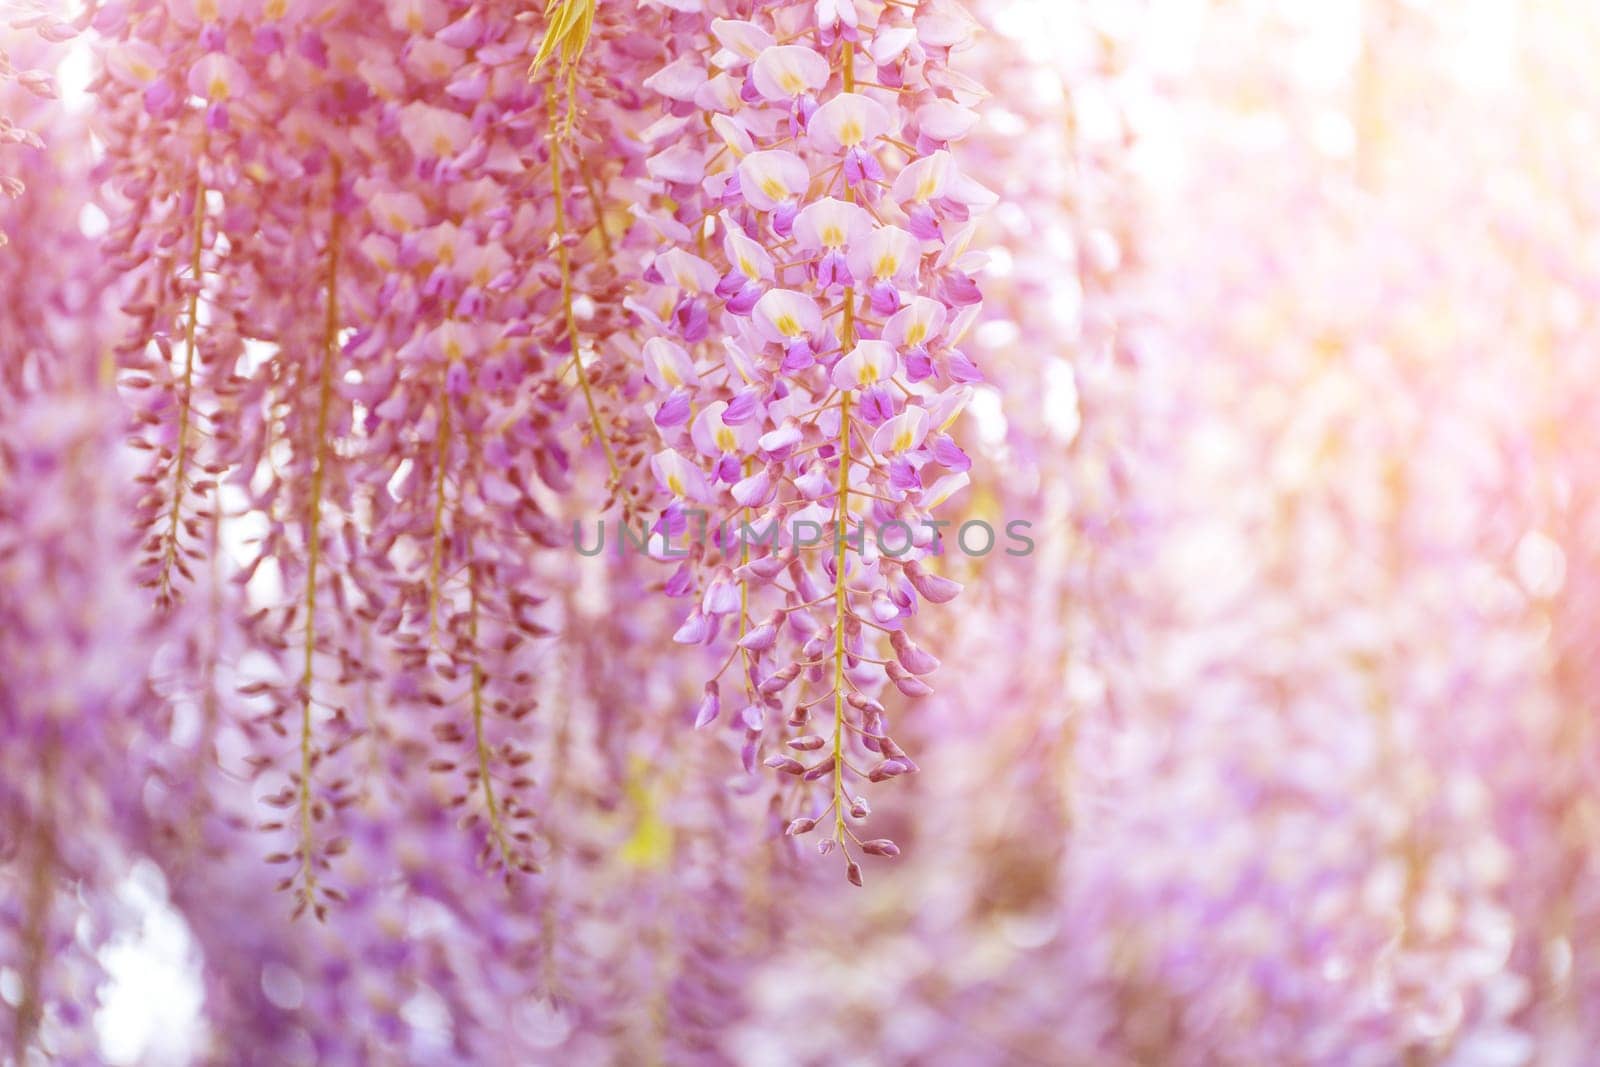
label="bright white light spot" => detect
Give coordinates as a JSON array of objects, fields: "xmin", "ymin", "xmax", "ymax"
[
  {"xmin": 968, "ymin": 386, "xmax": 1008, "ymax": 448},
  {"xmin": 1044, "ymin": 361, "xmax": 1081, "ymax": 444},
  {"xmin": 1514, "ymin": 530, "xmax": 1565, "ymax": 599},
  {"xmin": 94, "ymin": 862, "xmax": 205, "ymax": 1066},
  {"xmin": 1311, "ymin": 110, "xmax": 1356, "ymax": 159},
  {"xmin": 79, "ymin": 203, "xmax": 110, "ymax": 240},
  {"xmin": 55, "ymin": 39, "xmax": 96, "ymax": 115},
  {"xmin": 0, "ymin": 968, "xmax": 20, "ymax": 1007}
]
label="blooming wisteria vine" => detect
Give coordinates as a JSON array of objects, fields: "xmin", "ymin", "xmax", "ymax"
[
  {"xmin": 12, "ymin": 0, "xmax": 1600, "ymax": 1063},
  {"xmin": 626, "ymin": 0, "xmax": 991, "ymax": 880}
]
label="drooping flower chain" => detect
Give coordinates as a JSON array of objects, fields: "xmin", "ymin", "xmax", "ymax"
[{"xmin": 631, "ymin": 0, "xmax": 993, "ymax": 881}]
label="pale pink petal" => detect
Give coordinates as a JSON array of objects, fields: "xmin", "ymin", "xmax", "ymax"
[
  {"xmin": 187, "ymin": 53, "xmax": 250, "ymax": 101},
  {"xmin": 753, "ymin": 289, "xmax": 824, "ymax": 344},
  {"xmin": 751, "ymin": 45, "xmax": 830, "ymax": 102},
  {"xmin": 893, "ymin": 151, "xmax": 953, "ymax": 205},
  {"xmin": 723, "ymin": 219, "xmax": 776, "ymax": 281},
  {"xmin": 642, "ymin": 55, "xmax": 707, "ymax": 102},
  {"xmin": 832, "ymin": 341, "xmax": 900, "ymax": 392},
  {"xmin": 871, "ymin": 407, "xmax": 931, "ymax": 456},
  {"xmin": 920, "ymin": 472, "xmax": 970, "ymax": 510},
  {"xmin": 848, "ymin": 226, "xmax": 920, "ymax": 284},
  {"xmin": 870, "ymin": 26, "xmax": 918, "ymax": 66},
  {"xmin": 794, "ymin": 197, "xmax": 873, "ymax": 252},
  {"xmin": 642, "ymin": 338, "xmax": 701, "ymax": 391},
  {"xmin": 916, "ymin": 0, "xmax": 980, "ymax": 49},
  {"xmin": 647, "ymin": 143, "xmax": 707, "ymax": 185},
  {"xmin": 884, "ymin": 298, "xmax": 948, "ymax": 349},
  {"xmin": 655, "ymin": 249, "xmax": 722, "ymax": 295},
  {"xmin": 399, "ymin": 102, "xmax": 473, "ymax": 159},
  {"xmin": 916, "ymin": 100, "xmax": 979, "ymax": 142},
  {"xmin": 711, "ymin": 19, "xmax": 776, "ymax": 64},
  {"xmin": 652, "ymin": 449, "xmax": 711, "ymax": 501},
  {"xmin": 737, "ymin": 150, "xmax": 811, "ymax": 211},
  {"xmin": 106, "ymin": 41, "xmax": 165, "ymax": 86},
  {"xmin": 808, "ymin": 92, "xmax": 893, "ymax": 154}
]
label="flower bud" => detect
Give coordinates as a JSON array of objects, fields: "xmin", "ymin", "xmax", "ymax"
[
  {"xmin": 763, "ymin": 755, "xmax": 805, "ymax": 775},
  {"xmin": 693, "ymin": 682, "xmax": 721, "ymax": 730},
  {"xmin": 759, "ymin": 662, "xmax": 801, "ymax": 695},
  {"xmin": 868, "ymin": 759, "xmax": 911, "ymax": 782},
  {"xmin": 673, "ymin": 609, "xmax": 710, "ymax": 644},
  {"xmin": 887, "ymin": 661, "xmax": 934, "ymax": 697},
  {"xmin": 904, "ymin": 559, "xmax": 962, "ymax": 604},
  {"xmin": 738, "ymin": 616, "xmax": 780, "ymax": 652},
  {"xmin": 802, "ymin": 759, "xmax": 836, "ymax": 781},
  {"xmin": 740, "ymin": 703, "xmax": 766, "ymax": 732},
  {"xmin": 890, "ymin": 630, "xmax": 941, "ymax": 675}
]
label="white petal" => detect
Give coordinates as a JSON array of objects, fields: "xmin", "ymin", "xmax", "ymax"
[
  {"xmin": 642, "ymin": 55, "xmax": 706, "ymax": 101},
  {"xmin": 808, "ymin": 93, "xmax": 893, "ymax": 154},
  {"xmin": 751, "ymin": 45, "xmax": 829, "ymax": 102}
]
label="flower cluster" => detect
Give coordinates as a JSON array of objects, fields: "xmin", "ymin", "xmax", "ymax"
[
  {"xmin": 628, "ymin": 0, "xmax": 993, "ymax": 881},
  {"xmin": 17, "ymin": 0, "xmax": 1600, "ymax": 1064}
]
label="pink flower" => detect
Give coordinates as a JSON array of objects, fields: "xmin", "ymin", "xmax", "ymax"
[
  {"xmin": 872, "ymin": 407, "xmax": 930, "ymax": 456},
  {"xmin": 398, "ymin": 101, "xmax": 473, "ymax": 160},
  {"xmin": 690, "ymin": 400, "xmax": 760, "ymax": 459},
  {"xmin": 737, "ymin": 149, "xmax": 811, "ymax": 212},
  {"xmin": 652, "ymin": 448, "xmax": 712, "ymax": 501},
  {"xmin": 807, "ymin": 92, "xmax": 891, "ymax": 154},
  {"xmin": 752, "ymin": 288, "xmax": 824, "ymax": 346},
  {"xmin": 832, "ymin": 340, "xmax": 899, "ymax": 392},
  {"xmin": 751, "ymin": 45, "xmax": 829, "ymax": 102}
]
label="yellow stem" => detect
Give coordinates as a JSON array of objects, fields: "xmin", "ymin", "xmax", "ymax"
[
  {"xmin": 832, "ymin": 42, "xmax": 859, "ymax": 841},
  {"xmin": 578, "ymin": 154, "xmax": 613, "ymax": 259},
  {"xmin": 160, "ymin": 166, "xmax": 209, "ymax": 600},
  {"xmin": 469, "ymin": 563, "xmax": 515, "ymax": 870},
  {"xmin": 298, "ymin": 168, "xmax": 342, "ymax": 902},
  {"xmin": 549, "ymin": 86, "xmax": 620, "ymax": 490},
  {"xmin": 739, "ymin": 457, "xmax": 752, "ymax": 686},
  {"xmin": 832, "ymin": 387, "xmax": 851, "ymax": 842}
]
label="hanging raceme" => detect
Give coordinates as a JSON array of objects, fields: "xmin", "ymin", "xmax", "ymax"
[{"xmin": 628, "ymin": 0, "xmax": 991, "ymax": 882}]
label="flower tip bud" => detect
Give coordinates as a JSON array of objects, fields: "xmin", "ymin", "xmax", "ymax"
[
  {"xmin": 763, "ymin": 755, "xmax": 805, "ymax": 775},
  {"xmin": 693, "ymin": 682, "xmax": 721, "ymax": 730}
]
